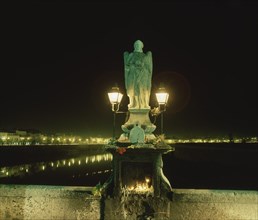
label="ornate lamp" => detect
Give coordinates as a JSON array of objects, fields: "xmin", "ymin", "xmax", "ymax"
[
  {"xmin": 108, "ymin": 86, "xmax": 123, "ymax": 140},
  {"xmin": 156, "ymin": 87, "xmax": 169, "ymax": 107},
  {"xmin": 155, "ymin": 87, "xmax": 169, "ymax": 134},
  {"xmin": 108, "ymin": 86, "xmax": 123, "ymax": 112}
]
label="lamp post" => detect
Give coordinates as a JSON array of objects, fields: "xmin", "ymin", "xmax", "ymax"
[
  {"xmin": 108, "ymin": 86, "xmax": 123, "ymax": 140},
  {"xmin": 155, "ymin": 87, "xmax": 169, "ymax": 135}
]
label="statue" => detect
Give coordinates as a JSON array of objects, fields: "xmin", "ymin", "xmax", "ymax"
[
  {"xmin": 119, "ymin": 40, "xmax": 156, "ymax": 143},
  {"xmin": 124, "ymin": 40, "xmax": 153, "ymax": 109}
]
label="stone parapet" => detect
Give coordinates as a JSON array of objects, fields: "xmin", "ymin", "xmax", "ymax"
[
  {"xmin": 171, "ymin": 189, "xmax": 258, "ymax": 220},
  {"xmin": 0, "ymin": 185, "xmax": 101, "ymax": 220},
  {"xmin": 0, "ymin": 185, "xmax": 257, "ymax": 220}
]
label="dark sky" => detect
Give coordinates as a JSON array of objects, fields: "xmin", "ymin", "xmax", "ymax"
[{"xmin": 1, "ymin": 1, "xmax": 257, "ymax": 138}]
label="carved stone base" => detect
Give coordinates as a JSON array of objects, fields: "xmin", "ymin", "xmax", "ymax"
[{"xmin": 119, "ymin": 108, "xmax": 156, "ymax": 142}]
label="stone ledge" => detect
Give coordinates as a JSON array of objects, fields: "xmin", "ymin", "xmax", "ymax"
[
  {"xmin": 0, "ymin": 184, "xmax": 95, "ymax": 198},
  {"xmin": 172, "ymin": 188, "xmax": 258, "ymax": 203},
  {"xmin": 0, "ymin": 185, "xmax": 101, "ymax": 220},
  {"xmin": 0, "ymin": 185, "xmax": 257, "ymax": 220}
]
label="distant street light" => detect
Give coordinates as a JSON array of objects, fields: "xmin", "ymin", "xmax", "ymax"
[
  {"xmin": 108, "ymin": 86, "xmax": 123, "ymax": 140},
  {"xmin": 155, "ymin": 87, "xmax": 169, "ymax": 134}
]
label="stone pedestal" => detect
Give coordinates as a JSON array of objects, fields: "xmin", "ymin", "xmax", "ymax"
[
  {"xmin": 103, "ymin": 144, "xmax": 174, "ymax": 219},
  {"xmin": 105, "ymin": 146, "xmax": 173, "ymax": 197},
  {"xmin": 119, "ymin": 108, "xmax": 156, "ymax": 142}
]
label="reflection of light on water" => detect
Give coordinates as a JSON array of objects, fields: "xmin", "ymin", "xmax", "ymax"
[
  {"xmin": 96, "ymin": 155, "xmax": 102, "ymax": 162},
  {"xmin": 0, "ymin": 153, "xmax": 113, "ymax": 178},
  {"xmin": 82, "ymin": 169, "xmax": 113, "ymax": 178}
]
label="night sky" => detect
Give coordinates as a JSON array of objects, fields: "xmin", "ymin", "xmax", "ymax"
[{"xmin": 1, "ymin": 1, "xmax": 257, "ymax": 138}]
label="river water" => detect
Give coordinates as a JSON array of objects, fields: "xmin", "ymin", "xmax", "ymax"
[{"xmin": 0, "ymin": 143, "xmax": 257, "ymax": 190}]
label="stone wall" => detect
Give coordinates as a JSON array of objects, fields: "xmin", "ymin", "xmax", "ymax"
[
  {"xmin": 0, "ymin": 185, "xmax": 257, "ymax": 220},
  {"xmin": 171, "ymin": 189, "xmax": 258, "ymax": 220},
  {"xmin": 0, "ymin": 185, "xmax": 101, "ymax": 220}
]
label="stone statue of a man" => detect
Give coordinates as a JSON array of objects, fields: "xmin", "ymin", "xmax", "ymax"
[{"xmin": 124, "ymin": 40, "xmax": 153, "ymax": 109}]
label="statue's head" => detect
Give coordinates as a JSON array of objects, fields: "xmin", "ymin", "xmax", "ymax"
[{"xmin": 134, "ymin": 40, "xmax": 144, "ymax": 52}]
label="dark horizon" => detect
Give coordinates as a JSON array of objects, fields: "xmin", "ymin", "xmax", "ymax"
[{"xmin": 1, "ymin": 2, "xmax": 257, "ymax": 138}]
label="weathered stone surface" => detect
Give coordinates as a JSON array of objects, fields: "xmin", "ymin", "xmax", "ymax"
[
  {"xmin": 171, "ymin": 189, "xmax": 258, "ymax": 220},
  {"xmin": 0, "ymin": 185, "xmax": 257, "ymax": 220},
  {"xmin": 104, "ymin": 195, "xmax": 171, "ymax": 220},
  {"xmin": 0, "ymin": 185, "xmax": 101, "ymax": 220}
]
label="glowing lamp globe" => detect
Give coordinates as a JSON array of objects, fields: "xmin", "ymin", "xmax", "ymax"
[
  {"xmin": 155, "ymin": 87, "xmax": 169, "ymax": 105},
  {"xmin": 108, "ymin": 87, "xmax": 123, "ymax": 105}
]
